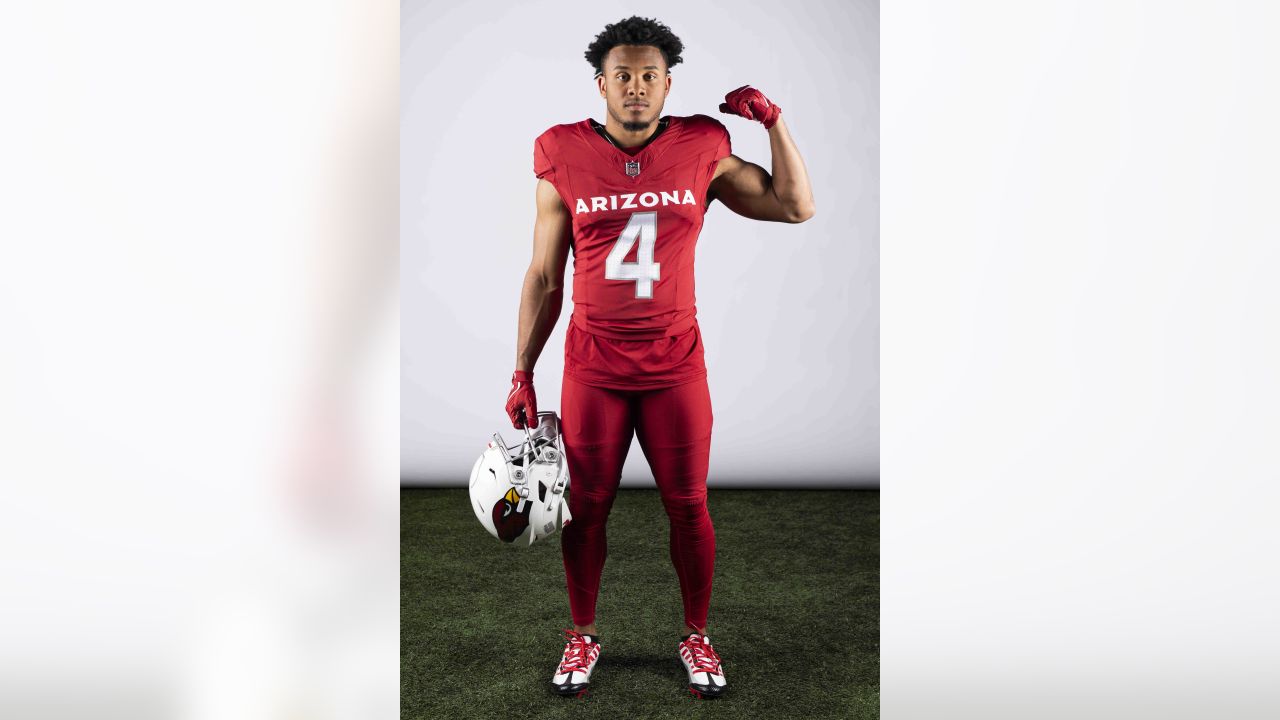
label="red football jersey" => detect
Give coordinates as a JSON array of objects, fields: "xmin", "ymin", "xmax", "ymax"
[{"xmin": 534, "ymin": 114, "xmax": 732, "ymax": 389}]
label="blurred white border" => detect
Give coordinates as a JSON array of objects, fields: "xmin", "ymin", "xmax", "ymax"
[
  {"xmin": 1, "ymin": 2, "xmax": 400, "ymax": 718},
  {"xmin": 884, "ymin": 2, "xmax": 1280, "ymax": 718}
]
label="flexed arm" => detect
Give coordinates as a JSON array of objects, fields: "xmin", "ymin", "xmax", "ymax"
[
  {"xmin": 507, "ymin": 178, "xmax": 572, "ymax": 428},
  {"xmin": 710, "ymin": 86, "xmax": 815, "ymax": 224}
]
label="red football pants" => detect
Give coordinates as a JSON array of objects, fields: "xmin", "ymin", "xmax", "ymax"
[{"xmin": 560, "ymin": 375, "xmax": 715, "ymax": 631}]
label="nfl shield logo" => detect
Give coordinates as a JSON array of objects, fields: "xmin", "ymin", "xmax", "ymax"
[{"xmin": 625, "ymin": 160, "xmax": 641, "ymax": 177}]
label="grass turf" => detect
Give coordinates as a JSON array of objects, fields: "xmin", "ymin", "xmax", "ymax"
[{"xmin": 402, "ymin": 488, "xmax": 878, "ymax": 719}]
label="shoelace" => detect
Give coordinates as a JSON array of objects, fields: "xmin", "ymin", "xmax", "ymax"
[
  {"xmin": 558, "ymin": 630, "xmax": 596, "ymax": 674},
  {"xmin": 681, "ymin": 635, "xmax": 721, "ymax": 673}
]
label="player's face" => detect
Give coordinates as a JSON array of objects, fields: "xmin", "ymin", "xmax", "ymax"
[{"xmin": 597, "ymin": 45, "xmax": 671, "ymax": 133}]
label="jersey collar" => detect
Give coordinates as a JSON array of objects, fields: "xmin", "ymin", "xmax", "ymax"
[
  {"xmin": 577, "ymin": 116, "xmax": 683, "ymax": 182},
  {"xmin": 588, "ymin": 116, "xmax": 669, "ymax": 154}
]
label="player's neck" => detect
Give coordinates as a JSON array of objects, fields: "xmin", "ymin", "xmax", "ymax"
[{"xmin": 601, "ymin": 117, "xmax": 661, "ymax": 148}]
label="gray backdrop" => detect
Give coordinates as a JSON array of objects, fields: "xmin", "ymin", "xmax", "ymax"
[{"xmin": 402, "ymin": 0, "xmax": 878, "ymax": 487}]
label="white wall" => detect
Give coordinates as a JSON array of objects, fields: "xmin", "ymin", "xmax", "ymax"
[{"xmin": 402, "ymin": 0, "xmax": 878, "ymax": 486}]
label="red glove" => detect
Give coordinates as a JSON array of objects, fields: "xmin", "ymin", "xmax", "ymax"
[
  {"xmin": 505, "ymin": 370, "xmax": 537, "ymax": 429},
  {"xmin": 718, "ymin": 85, "xmax": 782, "ymax": 129}
]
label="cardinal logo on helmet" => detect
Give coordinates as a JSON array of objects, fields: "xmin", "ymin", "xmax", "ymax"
[{"xmin": 491, "ymin": 487, "xmax": 530, "ymax": 543}]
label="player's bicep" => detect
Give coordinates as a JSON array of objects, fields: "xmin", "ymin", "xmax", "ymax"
[
  {"xmin": 530, "ymin": 178, "xmax": 571, "ymax": 287},
  {"xmin": 708, "ymin": 154, "xmax": 791, "ymax": 223}
]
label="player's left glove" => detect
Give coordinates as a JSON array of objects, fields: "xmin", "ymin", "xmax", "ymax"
[{"xmin": 718, "ymin": 85, "xmax": 782, "ymax": 130}]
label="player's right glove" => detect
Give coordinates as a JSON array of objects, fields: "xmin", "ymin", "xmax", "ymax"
[{"xmin": 505, "ymin": 370, "xmax": 538, "ymax": 429}]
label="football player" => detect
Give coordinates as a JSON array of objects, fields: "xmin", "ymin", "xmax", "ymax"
[{"xmin": 506, "ymin": 16, "xmax": 814, "ymax": 699}]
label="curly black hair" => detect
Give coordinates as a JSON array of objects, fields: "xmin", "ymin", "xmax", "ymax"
[{"xmin": 584, "ymin": 16, "xmax": 684, "ymax": 77}]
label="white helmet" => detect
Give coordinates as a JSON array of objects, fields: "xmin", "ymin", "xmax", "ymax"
[{"xmin": 468, "ymin": 411, "xmax": 572, "ymax": 545}]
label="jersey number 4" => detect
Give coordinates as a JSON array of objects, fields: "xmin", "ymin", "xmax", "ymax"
[{"xmin": 604, "ymin": 211, "xmax": 660, "ymax": 299}]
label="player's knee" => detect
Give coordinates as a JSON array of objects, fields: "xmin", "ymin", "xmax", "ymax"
[
  {"xmin": 568, "ymin": 492, "xmax": 617, "ymax": 525},
  {"xmin": 660, "ymin": 494, "xmax": 709, "ymax": 526}
]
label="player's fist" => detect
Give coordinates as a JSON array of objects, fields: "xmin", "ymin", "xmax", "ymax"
[
  {"xmin": 718, "ymin": 85, "xmax": 782, "ymax": 129},
  {"xmin": 505, "ymin": 370, "xmax": 538, "ymax": 429}
]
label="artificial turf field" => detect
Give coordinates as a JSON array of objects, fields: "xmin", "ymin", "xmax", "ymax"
[{"xmin": 402, "ymin": 488, "xmax": 878, "ymax": 719}]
